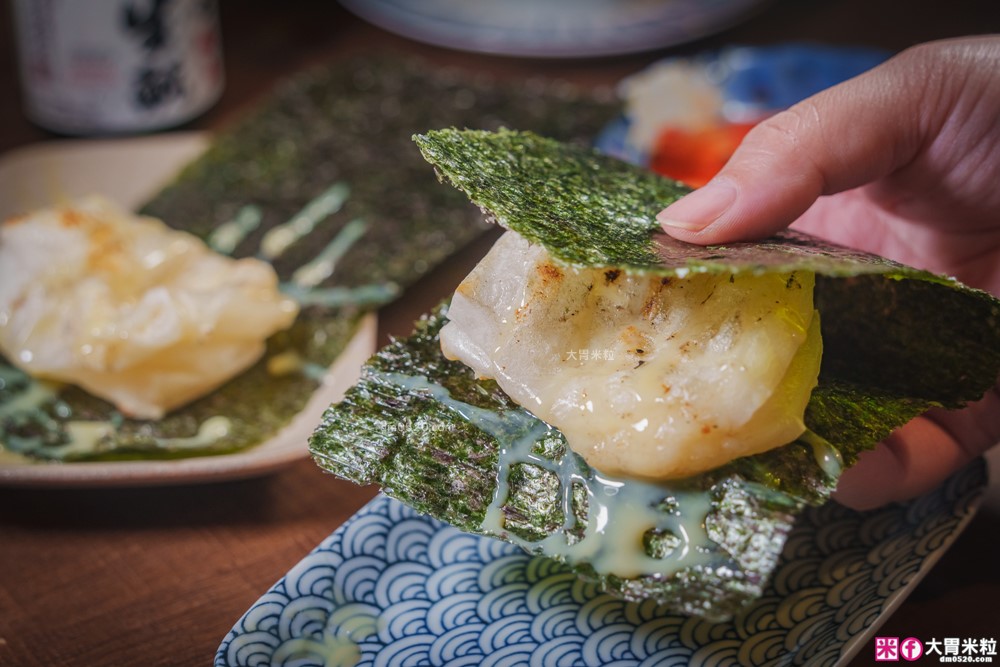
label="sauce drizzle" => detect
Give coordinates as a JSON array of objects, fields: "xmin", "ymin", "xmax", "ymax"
[
  {"xmin": 260, "ymin": 183, "xmax": 350, "ymax": 260},
  {"xmin": 208, "ymin": 205, "xmax": 262, "ymax": 255},
  {"xmin": 292, "ymin": 218, "xmax": 369, "ymax": 288},
  {"xmin": 378, "ymin": 371, "xmax": 729, "ymax": 579}
]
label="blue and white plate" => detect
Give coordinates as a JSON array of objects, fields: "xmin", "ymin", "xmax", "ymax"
[
  {"xmin": 217, "ymin": 459, "xmax": 986, "ymax": 667},
  {"xmin": 593, "ymin": 44, "xmax": 890, "ymax": 179}
]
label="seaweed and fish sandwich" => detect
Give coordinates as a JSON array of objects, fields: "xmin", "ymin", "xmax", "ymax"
[{"xmin": 309, "ymin": 128, "xmax": 1000, "ymax": 620}]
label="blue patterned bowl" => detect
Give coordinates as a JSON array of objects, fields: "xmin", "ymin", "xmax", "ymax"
[{"xmin": 217, "ymin": 459, "xmax": 986, "ymax": 667}]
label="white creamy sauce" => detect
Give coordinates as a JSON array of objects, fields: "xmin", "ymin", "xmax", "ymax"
[
  {"xmin": 0, "ymin": 374, "xmax": 59, "ymax": 421},
  {"xmin": 799, "ymin": 429, "xmax": 844, "ymax": 479},
  {"xmin": 440, "ymin": 231, "xmax": 823, "ymax": 481},
  {"xmin": 280, "ymin": 283, "xmax": 400, "ymax": 309},
  {"xmin": 291, "ymin": 218, "xmax": 369, "ymax": 288},
  {"xmin": 273, "ymin": 637, "xmax": 362, "ymax": 667},
  {"xmin": 59, "ymin": 421, "xmax": 118, "ymax": 457},
  {"xmin": 2, "ymin": 404, "xmax": 229, "ymax": 459},
  {"xmin": 154, "ymin": 415, "xmax": 232, "ymax": 449},
  {"xmin": 266, "ymin": 350, "xmax": 328, "ymax": 382},
  {"xmin": 380, "ymin": 372, "xmax": 727, "ymax": 580},
  {"xmin": 207, "ymin": 186, "xmax": 387, "ymax": 308},
  {"xmin": 207, "ymin": 205, "xmax": 262, "ymax": 255},
  {"xmin": 271, "ymin": 603, "xmax": 381, "ymax": 667},
  {"xmin": 0, "ymin": 358, "xmax": 230, "ymax": 456},
  {"xmin": 260, "ymin": 182, "xmax": 350, "ymax": 260}
]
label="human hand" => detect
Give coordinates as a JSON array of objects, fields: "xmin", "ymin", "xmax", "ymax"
[{"xmin": 655, "ymin": 36, "xmax": 1000, "ymax": 510}]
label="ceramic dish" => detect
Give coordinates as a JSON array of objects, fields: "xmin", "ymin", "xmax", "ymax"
[
  {"xmin": 217, "ymin": 460, "xmax": 987, "ymax": 666},
  {"xmin": 0, "ymin": 314, "xmax": 374, "ymax": 487},
  {"xmin": 341, "ymin": 0, "xmax": 770, "ymax": 58},
  {"xmin": 0, "ymin": 132, "xmax": 210, "ymax": 219},
  {"xmin": 0, "ymin": 135, "xmax": 377, "ymax": 487},
  {"xmin": 593, "ymin": 44, "xmax": 890, "ymax": 187}
]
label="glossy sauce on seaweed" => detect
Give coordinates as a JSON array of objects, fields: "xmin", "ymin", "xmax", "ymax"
[{"xmin": 380, "ymin": 371, "xmax": 728, "ymax": 579}]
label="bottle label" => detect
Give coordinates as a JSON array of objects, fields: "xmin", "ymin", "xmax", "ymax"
[{"xmin": 13, "ymin": 0, "xmax": 224, "ymax": 134}]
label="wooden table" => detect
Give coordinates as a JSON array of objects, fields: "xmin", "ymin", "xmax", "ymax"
[{"xmin": 1, "ymin": 2, "xmax": 998, "ymax": 665}]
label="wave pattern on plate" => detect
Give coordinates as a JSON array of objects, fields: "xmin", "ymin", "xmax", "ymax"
[{"xmin": 217, "ymin": 460, "xmax": 985, "ymax": 667}]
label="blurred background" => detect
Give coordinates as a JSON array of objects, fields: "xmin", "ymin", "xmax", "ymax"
[{"xmin": 2, "ymin": 0, "xmax": 999, "ymax": 153}]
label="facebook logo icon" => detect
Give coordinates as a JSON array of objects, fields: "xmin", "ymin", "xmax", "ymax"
[
  {"xmin": 876, "ymin": 636, "xmax": 924, "ymax": 661},
  {"xmin": 900, "ymin": 637, "xmax": 924, "ymax": 661}
]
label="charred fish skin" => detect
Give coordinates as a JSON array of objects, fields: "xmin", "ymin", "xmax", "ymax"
[{"xmin": 441, "ymin": 230, "xmax": 823, "ymax": 480}]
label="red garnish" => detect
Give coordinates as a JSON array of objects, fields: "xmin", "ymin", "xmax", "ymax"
[{"xmin": 649, "ymin": 122, "xmax": 755, "ymax": 187}]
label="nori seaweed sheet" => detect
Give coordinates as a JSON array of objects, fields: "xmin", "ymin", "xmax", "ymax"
[
  {"xmin": 309, "ymin": 129, "xmax": 1000, "ymax": 620},
  {"xmin": 413, "ymin": 129, "xmax": 1000, "ymax": 407},
  {"xmin": 1, "ymin": 63, "xmax": 616, "ymax": 462},
  {"xmin": 142, "ymin": 66, "xmax": 616, "ymax": 290}
]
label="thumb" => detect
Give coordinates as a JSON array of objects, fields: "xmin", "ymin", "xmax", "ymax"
[{"xmin": 656, "ymin": 43, "xmax": 943, "ymax": 244}]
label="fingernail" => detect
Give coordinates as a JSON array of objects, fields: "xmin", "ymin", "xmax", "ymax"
[{"xmin": 657, "ymin": 181, "xmax": 736, "ymax": 232}]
